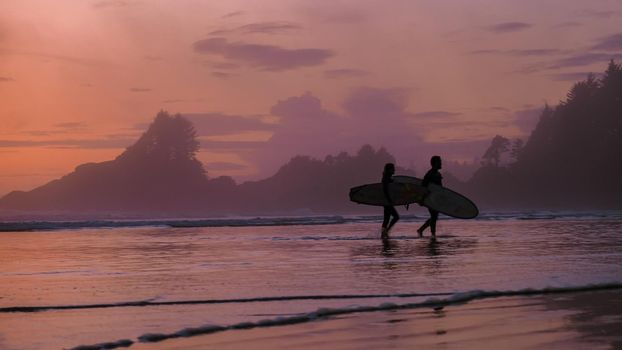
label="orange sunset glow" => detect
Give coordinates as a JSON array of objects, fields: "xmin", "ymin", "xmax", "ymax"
[
  {"xmin": 1, "ymin": 0, "xmax": 621, "ymax": 196},
  {"xmin": 2, "ymin": 3, "xmax": 622, "ymax": 350}
]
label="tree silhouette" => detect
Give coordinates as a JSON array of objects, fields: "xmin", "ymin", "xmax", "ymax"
[
  {"xmin": 468, "ymin": 60, "xmax": 622, "ymax": 208},
  {"xmin": 510, "ymin": 138, "xmax": 524, "ymax": 162},
  {"xmin": 481, "ymin": 135, "xmax": 510, "ymax": 167},
  {"xmin": 121, "ymin": 110, "xmax": 201, "ymax": 163},
  {"xmin": 563, "ymin": 74, "xmax": 599, "ymax": 106}
]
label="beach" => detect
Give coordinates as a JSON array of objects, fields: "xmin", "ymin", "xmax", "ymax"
[
  {"xmin": 1, "ymin": 213, "xmax": 621, "ymax": 349},
  {"xmin": 130, "ymin": 289, "xmax": 622, "ymax": 350}
]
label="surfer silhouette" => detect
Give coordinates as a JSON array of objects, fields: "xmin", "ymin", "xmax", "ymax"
[
  {"xmin": 381, "ymin": 163, "xmax": 399, "ymax": 238},
  {"xmin": 417, "ymin": 156, "xmax": 443, "ymax": 238}
]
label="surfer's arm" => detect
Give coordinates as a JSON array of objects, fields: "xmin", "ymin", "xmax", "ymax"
[
  {"xmin": 417, "ymin": 188, "xmax": 430, "ymax": 206},
  {"xmin": 421, "ymin": 175, "xmax": 430, "ymax": 188},
  {"xmin": 419, "ymin": 177, "xmax": 431, "ymax": 206},
  {"xmin": 382, "ymin": 179, "xmax": 393, "ymax": 205}
]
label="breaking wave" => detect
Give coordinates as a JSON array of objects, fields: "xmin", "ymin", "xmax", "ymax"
[
  {"xmin": 1, "ymin": 210, "xmax": 621, "ymax": 232},
  {"xmin": 64, "ymin": 282, "xmax": 622, "ymax": 350}
]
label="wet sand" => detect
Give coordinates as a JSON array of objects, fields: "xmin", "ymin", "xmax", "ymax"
[
  {"xmin": 131, "ymin": 289, "xmax": 622, "ymax": 350},
  {"xmin": 2, "ymin": 218, "xmax": 621, "ymax": 349}
]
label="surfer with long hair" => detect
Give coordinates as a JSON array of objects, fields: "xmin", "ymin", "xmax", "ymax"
[
  {"xmin": 417, "ymin": 155, "xmax": 443, "ymax": 238},
  {"xmin": 381, "ymin": 163, "xmax": 399, "ymax": 238}
]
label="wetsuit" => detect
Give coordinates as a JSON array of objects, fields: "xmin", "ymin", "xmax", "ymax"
[
  {"xmin": 421, "ymin": 168, "xmax": 442, "ymax": 234},
  {"xmin": 382, "ymin": 172, "xmax": 399, "ymax": 230}
]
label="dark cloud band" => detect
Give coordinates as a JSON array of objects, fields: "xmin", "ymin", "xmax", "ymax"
[{"xmin": 193, "ymin": 37, "xmax": 334, "ymax": 71}]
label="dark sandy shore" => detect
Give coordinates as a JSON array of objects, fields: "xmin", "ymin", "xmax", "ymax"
[{"xmin": 130, "ymin": 289, "xmax": 622, "ymax": 350}]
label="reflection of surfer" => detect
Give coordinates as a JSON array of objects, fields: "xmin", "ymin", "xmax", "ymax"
[
  {"xmin": 381, "ymin": 163, "xmax": 399, "ymax": 238},
  {"xmin": 417, "ymin": 156, "xmax": 443, "ymax": 238}
]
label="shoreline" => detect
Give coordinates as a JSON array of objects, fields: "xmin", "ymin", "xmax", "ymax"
[{"xmin": 73, "ymin": 286, "xmax": 622, "ymax": 350}]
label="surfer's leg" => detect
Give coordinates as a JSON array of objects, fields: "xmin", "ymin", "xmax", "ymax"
[
  {"xmin": 418, "ymin": 208, "xmax": 435, "ymax": 236},
  {"xmin": 388, "ymin": 206, "xmax": 399, "ymax": 230},
  {"xmin": 417, "ymin": 220, "xmax": 429, "ymax": 237},
  {"xmin": 429, "ymin": 209, "xmax": 439, "ymax": 237},
  {"xmin": 381, "ymin": 206, "xmax": 391, "ymax": 237},
  {"xmin": 382, "ymin": 206, "xmax": 391, "ymax": 228}
]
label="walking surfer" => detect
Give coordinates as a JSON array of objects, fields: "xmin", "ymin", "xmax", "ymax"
[
  {"xmin": 381, "ymin": 163, "xmax": 399, "ymax": 238},
  {"xmin": 417, "ymin": 156, "xmax": 443, "ymax": 238}
]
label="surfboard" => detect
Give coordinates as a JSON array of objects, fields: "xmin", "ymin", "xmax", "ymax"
[
  {"xmin": 394, "ymin": 176, "xmax": 478, "ymax": 219},
  {"xmin": 349, "ymin": 181, "xmax": 427, "ymax": 207},
  {"xmin": 349, "ymin": 175, "xmax": 479, "ymax": 219}
]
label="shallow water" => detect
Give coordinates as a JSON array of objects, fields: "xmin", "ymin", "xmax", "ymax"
[
  {"xmin": 131, "ymin": 290, "xmax": 622, "ymax": 350},
  {"xmin": 1, "ymin": 214, "xmax": 621, "ymax": 349}
]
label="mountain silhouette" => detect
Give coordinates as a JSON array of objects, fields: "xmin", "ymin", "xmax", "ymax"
[
  {"xmin": 0, "ymin": 111, "xmax": 209, "ymax": 214},
  {"xmin": 0, "ymin": 114, "xmax": 415, "ymax": 217},
  {"xmin": 1, "ymin": 61, "xmax": 620, "ymax": 217}
]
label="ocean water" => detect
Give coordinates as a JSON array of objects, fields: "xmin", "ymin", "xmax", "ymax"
[{"xmin": 0, "ymin": 212, "xmax": 621, "ymax": 349}]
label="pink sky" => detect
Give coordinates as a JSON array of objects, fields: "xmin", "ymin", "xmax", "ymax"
[{"xmin": 1, "ymin": 0, "xmax": 621, "ymax": 195}]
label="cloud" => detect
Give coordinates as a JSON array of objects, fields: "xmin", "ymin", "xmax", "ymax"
[
  {"xmin": 17, "ymin": 123, "xmax": 90, "ymax": 137},
  {"xmin": 508, "ymin": 49, "xmax": 562, "ymax": 56},
  {"xmin": 0, "ymin": 76, "xmax": 14, "ymax": 82},
  {"xmin": 0, "ymin": 51, "xmax": 110, "ymax": 67},
  {"xmin": 592, "ymin": 33, "xmax": 622, "ymax": 51},
  {"xmin": 300, "ymin": 6, "xmax": 368, "ymax": 24},
  {"xmin": 209, "ymin": 22, "xmax": 303, "ymax": 36},
  {"xmin": 415, "ymin": 138, "xmax": 491, "ymax": 161},
  {"xmin": 129, "ymin": 87, "xmax": 151, "ymax": 92},
  {"xmin": 211, "ymin": 71, "xmax": 235, "ymax": 79},
  {"xmin": 243, "ymin": 88, "xmax": 426, "ymax": 175},
  {"xmin": 548, "ymin": 72, "xmax": 602, "ymax": 82},
  {"xmin": 549, "ymin": 53, "xmax": 622, "ymax": 69},
  {"xmin": 162, "ymin": 98, "xmax": 204, "ymax": 104},
  {"xmin": 222, "ymin": 11, "xmax": 244, "ymax": 19},
  {"xmin": 470, "ymin": 49, "xmax": 562, "ymax": 57},
  {"xmin": 205, "ymin": 162, "xmax": 248, "ymax": 171},
  {"xmin": 208, "ymin": 62, "xmax": 241, "ymax": 70},
  {"xmin": 321, "ymin": 11, "xmax": 367, "ymax": 24},
  {"xmin": 487, "ymin": 22, "xmax": 532, "ymax": 33},
  {"xmin": 182, "ymin": 113, "xmax": 275, "ymax": 137},
  {"xmin": 490, "ymin": 106, "xmax": 510, "ymax": 112},
  {"xmin": 269, "ymin": 92, "xmax": 340, "ymax": 127},
  {"xmin": 580, "ymin": 9, "xmax": 619, "ymax": 19},
  {"xmin": 144, "ymin": 55, "xmax": 163, "ymax": 61},
  {"xmin": 555, "ymin": 21, "xmax": 582, "ymax": 28},
  {"xmin": 469, "ymin": 49, "xmax": 498, "ymax": 55},
  {"xmin": 0, "ymin": 137, "xmax": 133, "ymax": 149},
  {"xmin": 256, "ymin": 92, "xmax": 345, "ymax": 161},
  {"xmin": 92, "ymin": 0, "xmax": 130, "ymax": 9},
  {"xmin": 324, "ymin": 69, "xmax": 370, "ymax": 79},
  {"xmin": 414, "ymin": 111, "xmax": 462, "ymax": 118},
  {"xmin": 54, "ymin": 122, "xmax": 87, "ymax": 129},
  {"xmin": 254, "ymin": 88, "xmax": 500, "ymax": 170},
  {"xmin": 342, "ymin": 87, "xmax": 411, "ymax": 120},
  {"xmin": 25, "ymin": 130, "xmax": 51, "ymax": 137},
  {"xmin": 193, "ymin": 37, "xmax": 334, "ymax": 71}
]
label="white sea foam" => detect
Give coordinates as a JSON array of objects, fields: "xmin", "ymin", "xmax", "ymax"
[
  {"xmin": 67, "ymin": 282, "xmax": 622, "ymax": 349},
  {"xmin": 0, "ymin": 216, "xmax": 346, "ymax": 232},
  {"xmin": 2, "ymin": 211, "xmax": 620, "ymax": 232},
  {"xmin": 69, "ymin": 339, "xmax": 133, "ymax": 350},
  {"xmin": 0, "ymin": 292, "xmax": 452, "ymax": 313}
]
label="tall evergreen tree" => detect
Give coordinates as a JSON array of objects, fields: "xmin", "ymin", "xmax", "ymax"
[{"xmin": 481, "ymin": 135, "xmax": 510, "ymax": 167}]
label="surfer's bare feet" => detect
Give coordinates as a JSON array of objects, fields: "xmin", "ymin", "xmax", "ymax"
[
  {"xmin": 417, "ymin": 228, "xmax": 424, "ymax": 237},
  {"xmin": 381, "ymin": 228, "xmax": 389, "ymax": 238}
]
